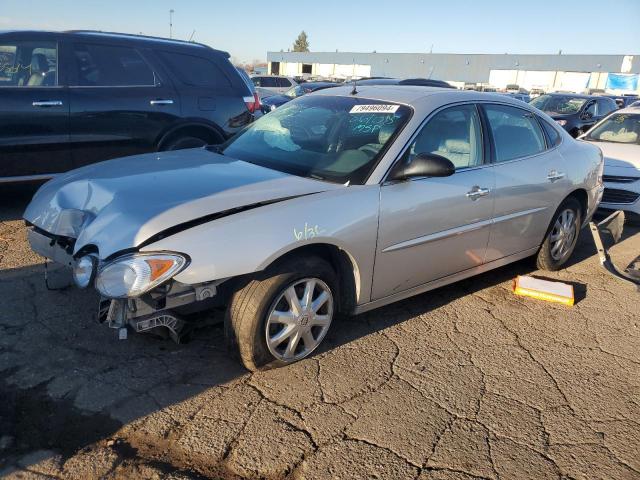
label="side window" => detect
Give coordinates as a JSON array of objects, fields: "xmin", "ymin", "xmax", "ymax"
[
  {"xmin": 159, "ymin": 51, "xmax": 230, "ymax": 88},
  {"xmin": 597, "ymin": 99, "xmax": 615, "ymax": 117},
  {"xmin": 278, "ymin": 77, "xmax": 292, "ymax": 88},
  {"xmin": 261, "ymin": 77, "xmax": 278, "ymax": 88},
  {"xmin": 539, "ymin": 118, "xmax": 561, "ymax": 147},
  {"xmin": 0, "ymin": 40, "xmax": 57, "ymax": 87},
  {"xmin": 408, "ymin": 104, "xmax": 483, "ymax": 170},
  {"xmin": 72, "ymin": 43, "xmax": 155, "ymax": 87},
  {"xmin": 484, "ymin": 104, "xmax": 546, "ymax": 162},
  {"xmin": 584, "ymin": 101, "xmax": 596, "ymax": 118}
]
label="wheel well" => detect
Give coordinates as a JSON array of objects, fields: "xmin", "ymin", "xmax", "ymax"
[
  {"xmin": 265, "ymin": 244, "xmax": 359, "ymax": 315},
  {"xmin": 158, "ymin": 124, "xmax": 224, "ymax": 150},
  {"xmin": 566, "ymin": 188, "xmax": 588, "ymax": 220}
]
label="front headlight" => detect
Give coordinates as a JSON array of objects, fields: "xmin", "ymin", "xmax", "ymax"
[
  {"xmin": 95, "ymin": 253, "xmax": 188, "ymax": 298},
  {"xmin": 555, "ymin": 119, "xmax": 567, "ymax": 126}
]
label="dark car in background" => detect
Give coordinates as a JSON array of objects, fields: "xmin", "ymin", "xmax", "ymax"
[
  {"xmin": 261, "ymin": 81, "xmax": 337, "ymax": 111},
  {"xmin": 597, "ymin": 94, "xmax": 640, "ymax": 109},
  {"xmin": 0, "ymin": 30, "xmax": 257, "ymax": 183},
  {"xmin": 355, "ymin": 77, "xmax": 455, "ymax": 88},
  {"xmin": 530, "ymin": 93, "xmax": 618, "ymax": 137}
]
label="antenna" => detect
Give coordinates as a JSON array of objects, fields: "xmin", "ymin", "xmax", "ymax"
[
  {"xmin": 188, "ymin": 29, "xmax": 196, "ymax": 42},
  {"xmin": 350, "ymin": 76, "xmax": 358, "ymax": 95}
]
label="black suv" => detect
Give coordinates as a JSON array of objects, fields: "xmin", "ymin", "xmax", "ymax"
[
  {"xmin": 0, "ymin": 30, "xmax": 259, "ymax": 182},
  {"xmin": 529, "ymin": 93, "xmax": 618, "ymax": 137}
]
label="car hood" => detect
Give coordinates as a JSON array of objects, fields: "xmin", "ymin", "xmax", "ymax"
[
  {"xmin": 585, "ymin": 141, "xmax": 640, "ymax": 169},
  {"xmin": 24, "ymin": 148, "xmax": 340, "ymax": 258}
]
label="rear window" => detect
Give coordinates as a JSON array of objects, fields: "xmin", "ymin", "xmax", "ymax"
[{"xmin": 159, "ymin": 51, "xmax": 230, "ymax": 88}]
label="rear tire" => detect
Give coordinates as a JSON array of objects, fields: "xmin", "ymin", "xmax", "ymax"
[
  {"xmin": 225, "ymin": 256, "xmax": 337, "ymax": 371},
  {"xmin": 536, "ymin": 197, "xmax": 582, "ymax": 271}
]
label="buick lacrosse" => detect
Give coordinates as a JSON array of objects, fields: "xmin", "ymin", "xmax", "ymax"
[{"xmin": 24, "ymin": 86, "xmax": 604, "ymax": 370}]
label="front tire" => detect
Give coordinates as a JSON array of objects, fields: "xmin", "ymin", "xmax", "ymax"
[
  {"xmin": 163, "ymin": 136, "xmax": 209, "ymax": 150},
  {"xmin": 536, "ymin": 197, "xmax": 582, "ymax": 271},
  {"xmin": 225, "ymin": 256, "xmax": 337, "ymax": 371}
]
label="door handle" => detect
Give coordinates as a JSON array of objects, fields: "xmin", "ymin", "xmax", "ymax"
[
  {"xmin": 466, "ymin": 186, "xmax": 491, "ymax": 200},
  {"xmin": 150, "ymin": 99, "xmax": 174, "ymax": 106},
  {"xmin": 547, "ymin": 170, "xmax": 566, "ymax": 182},
  {"xmin": 32, "ymin": 100, "xmax": 63, "ymax": 107}
]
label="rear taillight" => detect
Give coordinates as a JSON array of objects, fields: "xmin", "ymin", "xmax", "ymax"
[{"xmin": 244, "ymin": 93, "xmax": 261, "ymax": 114}]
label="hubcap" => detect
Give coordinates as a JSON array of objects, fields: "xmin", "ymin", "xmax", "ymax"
[
  {"xmin": 549, "ymin": 209, "xmax": 577, "ymax": 261},
  {"xmin": 265, "ymin": 278, "xmax": 334, "ymax": 362}
]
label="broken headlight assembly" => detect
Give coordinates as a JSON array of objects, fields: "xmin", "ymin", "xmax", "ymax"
[{"xmin": 94, "ymin": 253, "xmax": 188, "ymax": 298}]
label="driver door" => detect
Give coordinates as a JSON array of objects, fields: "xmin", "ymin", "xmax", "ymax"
[{"xmin": 371, "ymin": 104, "xmax": 495, "ymax": 300}]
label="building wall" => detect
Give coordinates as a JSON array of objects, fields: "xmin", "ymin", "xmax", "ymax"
[{"xmin": 266, "ymin": 52, "xmax": 640, "ymax": 92}]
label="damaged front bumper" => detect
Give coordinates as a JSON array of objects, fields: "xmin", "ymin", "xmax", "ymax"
[{"xmin": 27, "ymin": 225, "xmax": 224, "ymax": 342}]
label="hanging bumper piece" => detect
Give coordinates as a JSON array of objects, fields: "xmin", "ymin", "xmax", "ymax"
[{"xmin": 589, "ymin": 210, "xmax": 640, "ymax": 291}]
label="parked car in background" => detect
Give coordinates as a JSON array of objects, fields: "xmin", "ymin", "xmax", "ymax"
[
  {"xmin": 25, "ymin": 86, "xmax": 603, "ymax": 370},
  {"xmin": 631, "ymin": 100, "xmax": 640, "ymax": 108},
  {"xmin": 581, "ymin": 106, "xmax": 640, "ymax": 220},
  {"xmin": 529, "ymin": 88, "xmax": 545, "ymax": 99},
  {"xmin": 499, "ymin": 92, "xmax": 531, "ymax": 103},
  {"xmin": 236, "ymin": 67, "xmax": 262, "ymax": 118},
  {"xmin": 250, "ymin": 75, "xmax": 298, "ymax": 94},
  {"xmin": 261, "ymin": 81, "xmax": 337, "ymax": 111},
  {"xmin": 355, "ymin": 78, "xmax": 455, "ymax": 88},
  {"xmin": 597, "ymin": 94, "xmax": 640, "ymax": 109},
  {"xmin": 0, "ymin": 30, "xmax": 257, "ymax": 183},
  {"xmin": 530, "ymin": 93, "xmax": 618, "ymax": 137}
]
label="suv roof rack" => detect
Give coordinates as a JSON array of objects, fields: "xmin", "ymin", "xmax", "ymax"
[{"xmin": 63, "ymin": 30, "xmax": 211, "ymax": 50}]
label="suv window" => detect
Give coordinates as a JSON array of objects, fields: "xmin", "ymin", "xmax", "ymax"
[
  {"xmin": 408, "ymin": 104, "xmax": 483, "ymax": 170},
  {"xmin": 277, "ymin": 77, "xmax": 292, "ymax": 88},
  {"xmin": 72, "ymin": 43, "xmax": 155, "ymax": 87},
  {"xmin": 484, "ymin": 104, "xmax": 546, "ymax": 162},
  {"xmin": 159, "ymin": 51, "xmax": 230, "ymax": 88},
  {"xmin": 0, "ymin": 41, "xmax": 57, "ymax": 87},
  {"xmin": 596, "ymin": 99, "xmax": 616, "ymax": 117}
]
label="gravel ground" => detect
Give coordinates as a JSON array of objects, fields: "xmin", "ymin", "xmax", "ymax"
[{"xmin": 1, "ymin": 184, "xmax": 639, "ymax": 480}]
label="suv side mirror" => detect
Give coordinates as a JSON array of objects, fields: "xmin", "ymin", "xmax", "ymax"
[{"xmin": 389, "ymin": 153, "xmax": 455, "ymax": 181}]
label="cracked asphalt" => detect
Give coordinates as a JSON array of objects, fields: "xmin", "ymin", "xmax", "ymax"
[{"xmin": 1, "ymin": 184, "xmax": 639, "ymax": 480}]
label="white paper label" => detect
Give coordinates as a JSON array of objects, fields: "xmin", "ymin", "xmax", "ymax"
[{"xmin": 350, "ymin": 104, "xmax": 399, "ymax": 114}]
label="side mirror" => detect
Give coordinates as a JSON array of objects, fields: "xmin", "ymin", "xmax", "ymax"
[
  {"xmin": 581, "ymin": 111, "xmax": 593, "ymax": 120},
  {"xmin": 389, "ymin": 153, "xmax": 455, "ymax": 181}
]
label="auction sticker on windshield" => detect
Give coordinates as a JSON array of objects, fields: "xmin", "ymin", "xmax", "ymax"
[{"xmin": 350, "ymin": 104, "xmax": 400, "ymax": 113}]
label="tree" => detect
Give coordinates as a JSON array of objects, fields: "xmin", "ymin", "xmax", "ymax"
[{"xmin": 292, "ymin": 31, "xmax": 310, "ymax": 52}]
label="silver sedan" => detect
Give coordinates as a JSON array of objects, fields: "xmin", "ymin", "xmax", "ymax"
[{"xmin": 24, "ymin": 86, "xmax": 604, "ymax": 370}]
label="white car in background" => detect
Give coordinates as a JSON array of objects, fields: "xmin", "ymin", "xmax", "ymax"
[
  {"xmin": 581, "ymin": 106, "xmax": 640, "ymax": 219},
  {"xmin": 250, "ymin": 75, "xmax": 298, "ymax": 94}
]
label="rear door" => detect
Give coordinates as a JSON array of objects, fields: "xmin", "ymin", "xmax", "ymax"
[
  {"xmin": 67, "ymin": 41, "xmax": 180, "ymax": 168},
  {"xmin": 372, "ymin": 103, "xmax": 495, "ymax": 300},
  {"xmin": 0, "ymin": 35, "xmax": 71, "ymax": 179},
  {"xmin": 482, "ymin": 103, "xmax": 568, "ymax": 261}
]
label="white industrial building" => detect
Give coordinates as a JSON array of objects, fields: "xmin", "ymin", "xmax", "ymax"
[{"xmin": 266, "ymin": 51, "xmax": 640, "ymax": 93}]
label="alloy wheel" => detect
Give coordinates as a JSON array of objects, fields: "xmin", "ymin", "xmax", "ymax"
[
  {"xmin": 265, "ymin": 278, "xmax": 333, "ymax": 362},
  {"xmin": 549, "ymin": 209, "xmax": 577, "ymax": 261}
]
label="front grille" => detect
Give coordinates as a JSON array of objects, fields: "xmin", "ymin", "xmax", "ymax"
[
  {"xmin": 603, "ymin": 175, "xmax": 639, "ymax": 184},
  {"xmin": 601, "ymin": 188, "xmax": 640, "ymax": 204}
]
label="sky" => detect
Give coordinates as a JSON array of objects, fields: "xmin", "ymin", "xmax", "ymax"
[{"xmin": 1, "ymin": 0, "xmax": 639, "ymax": 63}]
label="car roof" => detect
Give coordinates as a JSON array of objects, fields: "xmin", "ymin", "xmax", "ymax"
[
  {"xmin": 542, "ymin": 92, "xmax": 600, "ymax": 99},
  {"xmin": 312, "ymin": 85, "xmax": 530, "ymax": 107},
  {"xmin": 616, "ymin": 106, "xmax": 640, "ymax": 115},
  {"xmin": 0, "ymin": 30, "xmax": 229, "ymax": 56}
]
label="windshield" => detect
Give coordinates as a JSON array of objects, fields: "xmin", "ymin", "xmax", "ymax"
[
  {"xmin": 530, "ymin": 95, "xmax": 587, "ymax": 115},
  {"xmin": 586, "ymin": 113, "xmax": 640, "ymax": 145},
  {"xmin": 222, "ymin": 95, "xmax": 411, "ymax": 184}
]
